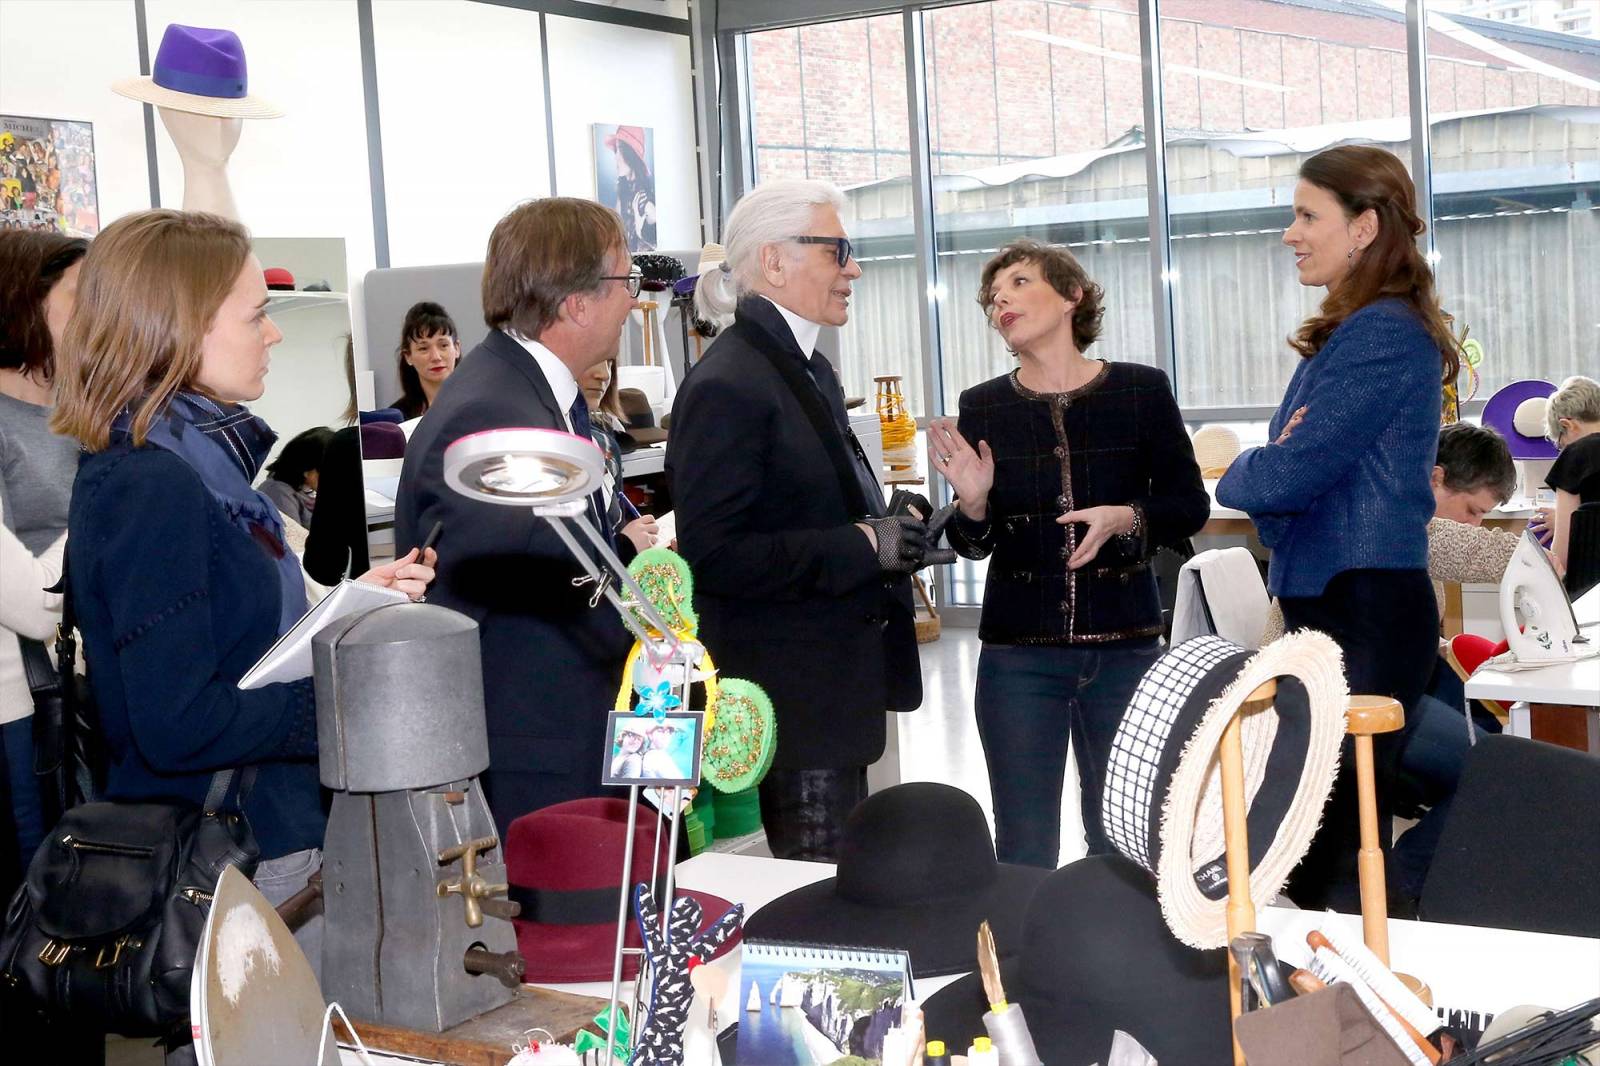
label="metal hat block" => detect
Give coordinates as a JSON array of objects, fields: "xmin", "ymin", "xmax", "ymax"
[{"xmin": 313, "ymin": 602, "xmax": 490, "ymax": 792}]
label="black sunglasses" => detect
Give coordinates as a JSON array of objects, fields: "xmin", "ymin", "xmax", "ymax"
[
  {"xmin": 790, "ymin": 235, "xmax": 855, "ymax": 267},
  {"xmin": 599, "ymin": 266, "xmax": 644, "ymax": 298}
]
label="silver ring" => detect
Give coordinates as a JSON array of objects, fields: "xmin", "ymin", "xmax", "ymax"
[{"xmin": 940, "ymin": 453, "xmax": 952, "ymax": 463}]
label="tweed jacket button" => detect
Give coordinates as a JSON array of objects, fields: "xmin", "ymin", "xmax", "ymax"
[
  {"xmin": 1056, "ymin": 494, "xmax": 1070, "ymax": 510},
  {"xmin": 1053, "ymin": 445, "xmax": 1067, "ymax": 459}
]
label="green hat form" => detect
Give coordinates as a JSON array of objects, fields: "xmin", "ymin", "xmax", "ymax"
[
  {"xmin": 627, "ymin": 547, "xmax": 698, "ymax": 635},
  {"xmin": 701, "ymin": 677, "xmax": 777, "ymax": 793}
]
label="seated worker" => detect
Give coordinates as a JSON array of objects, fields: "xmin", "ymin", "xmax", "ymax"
[{"xmin": 1543, "ymin": 375, "xmax": 1600, "ymax": 585}]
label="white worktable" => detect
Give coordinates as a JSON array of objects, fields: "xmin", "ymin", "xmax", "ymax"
[{"xmin": 1464, "ymin": 584, "xmax": 1600, "ymax": 752}]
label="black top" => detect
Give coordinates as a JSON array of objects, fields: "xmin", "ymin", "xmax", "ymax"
[
  {"xmin": 667, "ymin": 297, "xmax": 920, "ymax": 769},
  {"xmin": 949, "ymin": 362, "xmax": 1208, "ymax": 645},
  {"xmin": 1548, "ymin": 432, "xmax": 1600, "ymax": 505}
]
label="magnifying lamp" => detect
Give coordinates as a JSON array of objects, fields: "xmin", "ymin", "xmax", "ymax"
[{"xmin": 442, "ymin": 427, "xmax": 677, "ymax": 650}]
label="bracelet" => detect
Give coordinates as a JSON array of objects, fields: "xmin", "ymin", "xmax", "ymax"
[{"xmin": 1125, "ymin": 504, "xmax": 1144, "ymax": 542}]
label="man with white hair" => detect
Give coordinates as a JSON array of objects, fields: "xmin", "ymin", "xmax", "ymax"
[{"xmin": 666, "ymin": 179, "xmax": 927, "ymax": 861}]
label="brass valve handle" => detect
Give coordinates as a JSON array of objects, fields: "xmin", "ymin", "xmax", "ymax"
[{"xmin": 436, "ymin": 836, "xmax": 508, "ymax": 928}]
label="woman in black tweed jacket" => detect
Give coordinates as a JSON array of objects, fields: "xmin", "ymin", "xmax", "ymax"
[{"xmin": 928, "ymin": 240, "xmax": 1208, "ymax": 868}]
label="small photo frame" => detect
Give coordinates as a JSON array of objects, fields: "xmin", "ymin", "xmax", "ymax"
[{"xmin": 603, "ymin": 711, "xmax": 703, "ymax": 789}]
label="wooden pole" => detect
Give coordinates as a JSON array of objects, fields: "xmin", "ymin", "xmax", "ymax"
[
  {"xmin": 1222, "ymin": 679, "xmax": 1276, "ymax": 1066},
  {"xmin": 1346, "ymin": 695, "xmax": 1404, "ymax": 967}
]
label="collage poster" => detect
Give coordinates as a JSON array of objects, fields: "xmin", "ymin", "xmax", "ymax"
[{"xmin": 1, "ymin": 114, "xmax": 100, "ymax": 237}]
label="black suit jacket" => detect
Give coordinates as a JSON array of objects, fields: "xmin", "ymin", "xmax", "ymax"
[
  {"xmin": 666, "ymin": 298, "xmax": 921, "ymax": 769},
  {"xmin": 395, "ymin": 329, "xmax": 631, "ymax": 838}
]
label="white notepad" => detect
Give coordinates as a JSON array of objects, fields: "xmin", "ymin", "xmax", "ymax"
[{"xmin": 237, "ymin": 580, "xmax": 407, "ymax": 690}]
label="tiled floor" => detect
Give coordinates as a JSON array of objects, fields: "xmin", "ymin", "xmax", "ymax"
[{"xmin": 892, "ymin": 626, "xmax": 1092, "ymax": 868}]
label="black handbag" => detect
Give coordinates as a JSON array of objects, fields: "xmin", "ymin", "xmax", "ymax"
[{"xmin": 0, "ymin": 768, "xmax": 260, "ymax": 1036}]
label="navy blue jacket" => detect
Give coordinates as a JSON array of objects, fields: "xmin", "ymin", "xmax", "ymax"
[
  {"xmin": 395, "ymin": 330, "xmax": 632, "ymax": 840},
  {"xmin": 1218, "ymin": 298, "xmax": 1442, "ymax": 598},
  {"xmin": 68, "ymin": 443, "xmax": 322, "ymax": 860}
]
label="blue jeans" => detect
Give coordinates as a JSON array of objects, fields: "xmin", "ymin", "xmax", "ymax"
[
  {"xmin": 3, "ymin": 716, "xmax": 44, "ymax": 861},
  {"xmin": 975, "ymin": 640, "xmax": 1162, "ymax": 869}
]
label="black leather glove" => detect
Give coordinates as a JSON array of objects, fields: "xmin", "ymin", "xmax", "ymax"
[
  {"xmin": 863, "ymin": 515, "xmax": 930, "ymax": 573},
  {"xmin": 921, "ymin": 502, "xmax": 959, "ymax": 566}
]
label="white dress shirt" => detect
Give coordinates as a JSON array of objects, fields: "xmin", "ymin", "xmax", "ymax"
[
  {"xmin": 760, "ymin": 295, "xmax": 822, "ymax": 359},
  {"xmin": 507, "ymin": 332, "xmax": 581, "ymax": 432}
]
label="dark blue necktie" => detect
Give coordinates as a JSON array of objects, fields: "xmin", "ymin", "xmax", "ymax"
[{"xmin": 567, "ymin": 395, "xmax": 607, "ymax": 537}]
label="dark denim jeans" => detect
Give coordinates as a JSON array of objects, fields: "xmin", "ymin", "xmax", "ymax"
[{"xmin": 975, "ymin": 639, "xmax": 1162, "ymax": 869}]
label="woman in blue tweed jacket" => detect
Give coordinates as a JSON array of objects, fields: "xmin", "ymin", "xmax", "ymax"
[{"xmin": 1218, "ymin": 145, "xmax": 1461, "ymax": 910}]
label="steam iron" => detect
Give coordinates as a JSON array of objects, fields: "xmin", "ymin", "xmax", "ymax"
[{"xmin": 1498, "ymin": 530, "xmax": 1594, "ymax": 665}]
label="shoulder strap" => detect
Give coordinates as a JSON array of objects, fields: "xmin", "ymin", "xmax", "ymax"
[
  {"xmin": 754, "ymin": 345, "xmax": 871, "ymax": 519},
  {"xmin": 203, "ymin": 766, "xmax": 257, "ymax": 814}
]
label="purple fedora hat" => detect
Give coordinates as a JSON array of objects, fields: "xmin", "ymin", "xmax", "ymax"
[
  {"xmin": 113, "ymin": 24, "xmax": 282, "ymax": 119},
  {"xmin": 1482, "ymin": 379, "xmax": 1558, "ymax": 460}
]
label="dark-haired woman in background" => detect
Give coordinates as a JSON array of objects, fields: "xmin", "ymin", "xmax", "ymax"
[
  {"xmin": 928, "ymin": 239, "xmax": 1208, "ymax": 868},
  {"xmin": 579, "ymin": 355, "xmax": 658, "ymax": 560},
  {"xmin": 1218, "ymin": 145, "xmax": 1460, "ymax": 910},
  {"xmin": 0, "ymin": 229, "xmax": 88, "ymax": 895},
  {"xmin": 258, "ymin": 426, "xmax": 334, "ymax": 529},
  {"xmin": 390, "ymin": 300, "xmax": 460, "ymax": 419}
]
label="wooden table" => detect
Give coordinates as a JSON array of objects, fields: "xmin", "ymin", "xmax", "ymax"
[{"xmin": 332, "ymin": 987, "xmax": 608, "ymax": 1066}]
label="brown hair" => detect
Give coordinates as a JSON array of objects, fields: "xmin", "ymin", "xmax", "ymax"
[
  {"xmin": 596, "ymin": 357, "xmax": 623, "ymax": 419},
  {"xmin": 51, "ymin": 210, "xmax": 252, "ymax": 451},
  {"xmin": 482, "ymin": 198, "xmax": 628, "ymax": 339},
  {"xmin": 0, "ymin": 230, "xmax": 89, "ymax": 378},
  {"xmin": 1290, "ymin": 146, "xmax": 1460, "ymax": 383},
  {"xmin": 978, "ymin": 239, "xmax": 1105, "ymax": 352}
]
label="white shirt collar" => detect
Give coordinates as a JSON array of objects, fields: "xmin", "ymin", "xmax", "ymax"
[
  {"xmin": 760, "ymin": 295, "xmax": 822, "ymax": 360},
  {"xmin": 507, "ymin": 332, "xmax": 580, "ymax": 431}
]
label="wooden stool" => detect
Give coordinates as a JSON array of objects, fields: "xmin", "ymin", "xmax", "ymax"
[
  {"xmin": 635, "ymin": 299, "xmax": 661, "ymax": 365},
  {"xmin": 1220, "ymin": 679, "xmax": 1276, "ymax": 1065},
  {"xmin": 1346, "ymin": 695, "xmax": 1403, "ymax": 964}
]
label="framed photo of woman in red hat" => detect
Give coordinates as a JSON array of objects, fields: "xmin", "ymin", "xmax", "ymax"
[{"xmin": 593, "ymin": 122, "xmax": 657, "ymax": 252}]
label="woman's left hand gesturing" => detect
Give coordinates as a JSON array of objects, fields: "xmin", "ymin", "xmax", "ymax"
[{"xmin": 1058, "ymin": 505, "xmax": 1134, "ymax": 570}]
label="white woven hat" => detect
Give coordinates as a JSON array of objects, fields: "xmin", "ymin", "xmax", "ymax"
[{"xmin": 1102, "ymin": 631, "xmax": 1348, "ymax": 948}]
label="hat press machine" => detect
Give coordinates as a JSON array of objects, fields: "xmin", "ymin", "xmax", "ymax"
[
  {"xmin": 441, "ymin": 426, "xmax": 700, "ymax": 1064},
  {"xmin": 314, "ymin": 602, "xmax": 525, "ymax": 1032}
]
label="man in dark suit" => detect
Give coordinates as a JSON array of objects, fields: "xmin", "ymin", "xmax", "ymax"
[
  {"xmin": 667, "ymin": 180, "xmax": 928, "ymax": 861},
  {"xmin": 395, "ymin": 198, "xmax": 639, "ymax": 839}
]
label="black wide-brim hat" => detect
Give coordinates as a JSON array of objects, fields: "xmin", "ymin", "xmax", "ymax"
[
  {"xmin": 921, "ymin": 854, "xmax": 1232, "ymax": 1066},
  {"xmin": 742, "ymin": 782, "xmax": 1048, "ymax": 977}
]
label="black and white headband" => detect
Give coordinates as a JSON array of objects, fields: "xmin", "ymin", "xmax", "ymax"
[{"xmin": 1102, "ymin": 632, "xmax": 1348, "ymax": 948}]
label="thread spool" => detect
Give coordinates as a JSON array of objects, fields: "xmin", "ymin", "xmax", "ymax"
[
  {"xmin": 982, "ymin": 1004, "xmax": 1044, "ymax": 1066},
  {"xmin": 924, "ymin": 1039, "xmax": 951, "ymax": 1065},
  {"xmin": 967, "ymin": 1036, "xmax": 1000, "ymax": 1066}
]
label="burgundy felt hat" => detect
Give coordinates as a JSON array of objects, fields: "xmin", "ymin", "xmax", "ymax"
[{"xmin": 506, "ymin": 797, "xmax": 739, "ymax": 983}]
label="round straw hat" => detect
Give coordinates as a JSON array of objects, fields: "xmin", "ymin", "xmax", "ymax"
[
  {"xmin": 113, "ymin": 24, "xmax": 283, "ymax": 120},
  {"xmin": 1101, "ymin": 632, "xmax": 1348, "ymax": 948}
]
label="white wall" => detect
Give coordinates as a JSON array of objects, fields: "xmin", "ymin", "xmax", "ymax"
[
  {"xmin": 143, "ymin": 0, "xmax": 377, "ymax": 281},
  {"xmin": 545, "ymin": 14, "xmax": 700, "ymax": 251},
  {"xmin": 370, "ymin": 0, "xmax": 551, "ymax": 269},
  {"xmin": 0, "ymin": 0, "xmax": 153, "ymax": 226}
]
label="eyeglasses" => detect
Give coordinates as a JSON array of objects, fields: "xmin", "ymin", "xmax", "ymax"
[
  {"xmin": 599, "ymin": 267, "xmax": 644, "ymax": 298},
  {"xmin": 790, "ymin": 235, "xmax": 855, "ymax": 267}
]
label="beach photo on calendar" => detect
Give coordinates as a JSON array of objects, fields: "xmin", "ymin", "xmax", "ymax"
[{"xmin": 735, "ymin": 940, "xmax": 910, "ymax": 1066}]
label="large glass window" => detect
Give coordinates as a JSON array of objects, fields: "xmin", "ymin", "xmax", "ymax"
[
  {"xmin": 745, "ymin": 16, "xmax": 920, "ymax": 409},
  {"xmin": 1423, "ymin": 4, "xmax": 1600, "ymax": 401},
  {"xmin": 917, "ymin": 1, "xmax": 1159, "ymax": 606},
  {"xmin": 1159, "ymin": 1, "xmax": 1415, "ymax": 410}
]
